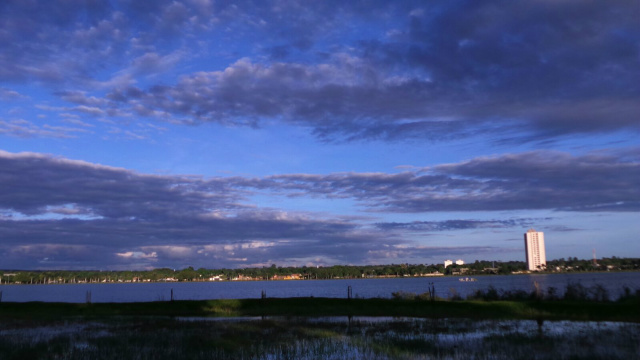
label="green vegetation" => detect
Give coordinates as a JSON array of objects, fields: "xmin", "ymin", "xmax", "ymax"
[
  {"xmin": 1, "ymin": 257, "xmax": 638, "ymax": 284},
  {"xmin": 1, "ymin": 284, "xmax": 638, "ymax": 359},
  {"xmin": 1, "ymin": 292, "xmax": 638, "ymax": 323}
]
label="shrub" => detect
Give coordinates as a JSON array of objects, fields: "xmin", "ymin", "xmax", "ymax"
[
  {"xmin": 448, "ymin": 288, "xmax": 463, "ymax": 301},
  {"xmin": 468, "ymin": 286, "xmax": 500, "ymax": 301},
  {"xmin": 391, "ymin": 291, "xmax": 415, "ymax": 300},
  {"xmin": 545, "ymin": 286, "xmax": 559, "ymax": 301},
  {"xmin": 563, "ymin": 282, "xmax": 589, "ymax": 301},
  {"xmin": 589, "ymin": 284, "xmax": 609, "ymax": 302},
  {"xmin": 500, "ymin": 289, "xmax": 534, "ymax": 301}
]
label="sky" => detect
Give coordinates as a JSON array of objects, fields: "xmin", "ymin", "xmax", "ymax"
[{"xmin": 1, "ymin": 0, "xmax": 639, "ymax": 270}]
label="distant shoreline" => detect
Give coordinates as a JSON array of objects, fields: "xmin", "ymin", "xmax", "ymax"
[{"xmin": 1, "ymin": 268, "xmax": 639, "ymax": 286}]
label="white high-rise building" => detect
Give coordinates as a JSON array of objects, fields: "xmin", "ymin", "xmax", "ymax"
[{"xmin": 524, "ymin": 229, "xmax": 546, "ymax": 271}]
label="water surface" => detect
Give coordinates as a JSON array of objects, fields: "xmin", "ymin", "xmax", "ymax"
[{"xmin": 0, "ymin": 272, "xmax": 637, "ymax": 303}]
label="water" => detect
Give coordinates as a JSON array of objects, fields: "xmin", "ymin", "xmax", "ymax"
[{"xmin": 0, "ymin": 272, "xmax": 638, "ymax": 303}]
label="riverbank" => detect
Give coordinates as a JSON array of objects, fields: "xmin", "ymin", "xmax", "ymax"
[
  {"xmin": 1, "ymin": 296, "xmax": 639, "ymax": 323},
  {"xmin": 2, "ymin": 269, "xmax": 638, "ymax": 285}
]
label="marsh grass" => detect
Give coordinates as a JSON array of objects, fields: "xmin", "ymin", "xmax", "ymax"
[
  {"xmin": 0, "ymin": 294, "xmax": 638, "ymax": 324},
  {"xmin": 0, "ymin": 317, "xmax": 638, "ymax": 360},
  {"xmin": 0, "ymin": 283, "xmax": 638, "ymax": 359}
]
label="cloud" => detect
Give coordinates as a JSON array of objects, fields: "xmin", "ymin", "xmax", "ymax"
[
  {"xmin": 96, "ymin": 56, "xmax": 499, "ymax": 142},
  {"xmin": 376, "ymin": 219, "xmax": 545, "ymax": 232},
  {"xmin": 0, "ymin": 215, "xmax": 403, "ymax": 269},
  {"xmin": 1, "ymin": 147, "xmax": 637, "ymax": 269},
  {"xmin": 238, "ymin": 149, "xmax": 640, "ymax": 212},
  {"xmin": 128, "ymin": 51, "xmax": 183, "ymax": 76},
  {"xmin": 116, "ymin": 251, "xmax": 158, "ymax": 259},
  {"xmin": 0, "ymin": 150, "xmax": 389, "ymax": 268},
  {"xmin": 0, "ymin": 88, "xmax": 27, "ymax": 100},
  {"xmin": 0, "ymin": 149, "xmax": 530, "ymax": 269},
  {"xmin": 0, "ymin": 1, "xmax": 125, "ymax": 84},
  {"xmin": 45, "ymin": 0, "xmax": 635, "ymax": 143},
  {"xmin": 365, "ymin": 245, "xmax": 510, "ymax": 262},
  {"xmin": 3, "ymin": 1, "xmax": 636, "ymax": 143},
  {"xmin": 0, "ymin": 119, "xmax": 89, "ymax": 138},
  {"xmin": 0, "ymin": 150, "xmax": 242, "ymax": 218},
  {"xmin": 3, "ymin": 148, "xmax": 636, "ymax": 225}
]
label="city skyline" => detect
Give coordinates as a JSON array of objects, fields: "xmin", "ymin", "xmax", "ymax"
[{"xmin": 1, "ymin": 1, "xmax": 639, "ymax": 270}]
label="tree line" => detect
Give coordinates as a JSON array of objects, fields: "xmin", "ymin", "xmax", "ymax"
[{"xmin": 1, "ymin": 257, "xmax": 638, "ymax": 284}]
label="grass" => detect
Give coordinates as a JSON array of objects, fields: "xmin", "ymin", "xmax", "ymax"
[
  {"xmin": 1, "ymin": 294, "xmax": 638, "ymax": 359},
  {"xmin": 1, "ymin": 296, "xmax": 638, "ymax": 322}
]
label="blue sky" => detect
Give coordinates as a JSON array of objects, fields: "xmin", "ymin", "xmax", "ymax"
[{"xmin": 1, "ymin": 0, "xmax": 638, "ymax": 270}]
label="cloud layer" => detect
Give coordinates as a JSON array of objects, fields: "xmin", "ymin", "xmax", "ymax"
[
  {"xmin": 247, "ymin": 150, "xmax": 640, "ymax": 212},
  {"xmin": 2, "ymin": 1, "xmax": 638, "ymax": 269},
  {"xmin": 2, "ymin": 0, "xmax": 637, "ymax": 143},
  {"xmin": 1, "ymin": 148, "xmax": 637, "ymax": 269}
]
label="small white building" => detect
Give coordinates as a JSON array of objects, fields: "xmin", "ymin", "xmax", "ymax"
[
  {"xmin": 455, "ymin": 259, "xmax": 464, "ymax": 266},
  {"xmin": 444, "ymin": 260, "xmax": 453, "ymax": 268}
]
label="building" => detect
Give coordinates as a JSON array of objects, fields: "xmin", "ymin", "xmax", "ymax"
[
  {"xmin": 524, "ymin": 229, "xmax": 546, "ymax": 271},
  {"xmin": 445, "ymin": 259, "xmax": 464, "ymax": 268}
]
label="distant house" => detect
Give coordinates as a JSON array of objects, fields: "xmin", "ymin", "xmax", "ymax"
[
  {"xmin": 272, "ymin": 274, "xmax": 302, "ymax": 280},
  {"xmin": 232, "ymin": 274, "xmax": 256, "ymax": 281},
  {"xmin": 451, "ymin": 268, "xmax": 469, "ymax": 275},
  {"xmin": 444, "ymin": 260, "xmax": 453, "ymax": 268},
  {"xmin": 455, "ymin": 259, "xmax": 464, "ymax": 265}
]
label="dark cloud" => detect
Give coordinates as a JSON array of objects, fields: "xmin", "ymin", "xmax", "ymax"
[
  {"xmin": 3, "ymin": 148, "xmax": 629, "ymax": 269},
  {"xmin": 3, "ymin": 1, "xmax": 637, "ymax": 142},
  {"xmin": 83, "ymin": 1, "xmax": 639, "ymax": 142},
  {"xmin": 376, "ymin": 219, "xmax": 545, "ymax": 232},
  {"xmin": 0, "ymin": 150, "xmax": 396, "ymax": 269},
  {"xmin": 0, "ymin": 149, "xmax": 544, "ymax": 269},
  {"xmin": 241, "ymin": 149, "xmax": 640, "ymax": 212},
  {"xmin": 0, "ymin": 215, "xmax": 405, "ymax": 270},
  {"xmin": 4, "ymin": 148, "xmax": 634, "ymax": 220},
  {"xmin": 0, "ymin": 150, "xmax": 241, "ymax": 219},
  {"xmin": 364, "ymin": 245, "xmax": 511, "ymax": 263},
  {"xmin": 0, "ymin": 0, "xmax": 125, "ymax": 83}
]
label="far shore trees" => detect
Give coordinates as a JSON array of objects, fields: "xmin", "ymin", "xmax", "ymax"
[{"xmin": 0, "ymin": 257, "xmax": 637, "ymax": 284}]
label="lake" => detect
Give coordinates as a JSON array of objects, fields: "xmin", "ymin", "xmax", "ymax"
[{"xmin": 0, "ymin": 272, "xmax": 638, "ymax": 303}]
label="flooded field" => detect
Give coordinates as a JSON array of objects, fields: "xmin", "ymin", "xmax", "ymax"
[{"xmin": 1, "ymin": 317, "xmax": 638, "ymax": 359}]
